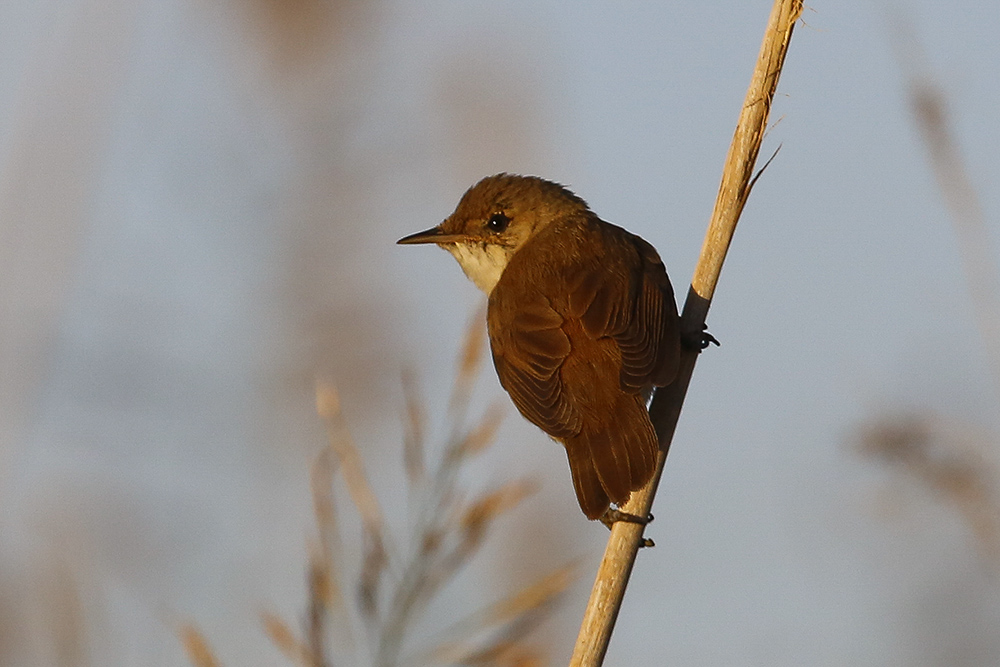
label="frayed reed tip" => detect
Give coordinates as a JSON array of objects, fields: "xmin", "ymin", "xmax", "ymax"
[{"xmin": 316, "ymin": 380, "xmax": 341, "ymax": 419}]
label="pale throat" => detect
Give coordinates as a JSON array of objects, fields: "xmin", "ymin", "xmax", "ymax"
[{"xmin": 444, "ymin": 242, "xmax": 512, "ymax": 294}]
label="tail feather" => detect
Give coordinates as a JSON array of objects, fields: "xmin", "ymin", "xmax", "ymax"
[
  {"xmin": 563, "ymin": 395, "xmax": 658, "ymax": 519},
  {"xmin": 565, "ymin": 442, "xmax": 611, "ymax": 520}
]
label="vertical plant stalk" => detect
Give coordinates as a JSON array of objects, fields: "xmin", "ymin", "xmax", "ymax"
[
  {"xmin": 569, "ymin": 1, "xmax": 804, "ymax": 664},
  {"xmin": 888, "ymin": 14, "xmax": 1000, "ymax": 403},
  {"xmin": 909, "ymin": 81, "xmax": 1000, "ymax": 402}
]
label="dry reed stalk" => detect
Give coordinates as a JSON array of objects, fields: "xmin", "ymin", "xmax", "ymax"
[
  {"xmin": 375, "ymin": 476, "xmax": 537, "ymax": 667},
  {"xmin": 402, "ymin": 369, "xmax": 428, "ymax": 485},
  {"xmin": 448, "ymin": 306, "xmax": 488, "ymax": 423},
  {"xmin": 424, "ymin": 566, "xmax": 575, "ymax": 666},
  {"xmin": 309, "ymin": 447, "xmax": 348, "ymax": 616},
  {"xmin": 191, "ymin": 314, "xmax": 569, "ymax": 667},
  {"xmin": 316, "ymin": 382, "xmax": 386, "ymax": 534},
  {"xmin": 316, "ymin": 380, "xmax": 390, "ymax": 620},
  {"xmin": 178, "ymin": 624, "xmax": 223, "ymax": 667},
  {"xmin": 569, "ymin": 1, "xmax": 804, "ymax": 664},
  {"xmin": 453, "ymin": 402, "xmax": 505, "ymax": 460},
  {"xmin": 435, "ymin": 563, "xmax": 577, "ymax": 651},
  {"xmin": 844, "ymin": 15, "xmax": 1000, "ymax": 575},
  {"xmin": 261, "ymin": 611, "xmax": 317, "ymax": 666},
  {"xmin": 374, "ymin": 314, "xmax": 568, "ymax": 667},
  {"xmin": 858, "ymin": 414, "xmax": 1000, "ymax": 566},
  {"xmin": 894, "ymin": 32, "xmax": 1000, "ymax": 402}
]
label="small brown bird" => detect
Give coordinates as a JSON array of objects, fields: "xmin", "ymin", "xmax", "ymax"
[{"xmin": 398, "ymin": 174, "xmax": 680, "ymax": 520}]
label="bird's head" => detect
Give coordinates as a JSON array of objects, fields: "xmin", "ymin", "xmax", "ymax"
[{"xmin": 398, "ymin": 173, "xmax": 589, "ymax": 293}]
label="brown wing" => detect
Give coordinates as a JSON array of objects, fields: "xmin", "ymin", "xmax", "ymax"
[
  {"xmin": 489, "ymin": 224, "xmax": 679, "ymax": 437},
  {"xmin": 489, "ymin": 294, "xmax": 581, "ymax": 439},
  {"xmin": 568, "ymin": 226, "xmax": 680, "ymax": 393}
]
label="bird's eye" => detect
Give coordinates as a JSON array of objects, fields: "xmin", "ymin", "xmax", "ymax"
[{"xmin": 486, "ymin": 213, "xmax": 510, "ymax": 233}]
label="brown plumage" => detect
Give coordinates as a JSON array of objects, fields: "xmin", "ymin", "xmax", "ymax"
[{"xmin": 398, "ymin": 174, "xmax": 680, "ymax": 519}]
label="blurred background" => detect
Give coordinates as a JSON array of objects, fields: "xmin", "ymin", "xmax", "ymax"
[{"xmin": 1, "ymin": 0, "xmax": 999, "ymax": 664}]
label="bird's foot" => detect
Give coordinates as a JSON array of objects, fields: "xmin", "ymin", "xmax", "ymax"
[
  {"xmin": 682, "ymin": 323, "xmax": 720, "ymax": 352},
  {"xmin": 599, "ymin": 508, "xmax": 655, "ymax": 548}
]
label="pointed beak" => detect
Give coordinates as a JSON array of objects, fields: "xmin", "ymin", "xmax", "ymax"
[{"xmin": 397, "ymin": 225, "xmax": 468, "ymax": 245}]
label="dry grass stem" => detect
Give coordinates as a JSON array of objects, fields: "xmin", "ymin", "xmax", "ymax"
[
  {"xmin": 452, "ymin": 401, "xmax": 505, "ymax": 460},
  {"xmin": 310, "ymin": 446, "xmax": 340, "ymax": 553},
  {"xmin": 844, "ymin": 15, "xmax": 1000, "ymax": 577},
  {"xmin": 376, "ymin": 479, "xmax": 537, "ymax": 667},
  {"xmin": 858, "ymin": 414, "xmax": 1000, "ymax": 565},
  {"xmin": 459, "ymin": 480, "xmax": 540, "ymax": 542},
  {"xmin": 688, "ymin": 0, "xmax": 802, "ymax": 305},
  {"xmin": 402, "ymin": 369, "xmax": 427, "ymax": 484},
  {"xmin": 261, "ymin": 611, "xmax": 317, "ymax": 667},
  {"xmin": 912, "ymin": 82, "xmax": 1000, "ymax": 399},
  {"xmin": 359, "ymin": 531, "xmax": 390, "ymax": 621},
  {"xmin": 429, "ymin": 563, "xmax": 578, "ymax": 660},
  {"xmin": 306, "ymin": 549, "xmax": 333, "ymax": 664},
  {"xmin": 306, "ymin": 545, "xmax": 337, "ymax": 610},
  {"xmin": 315, "ymin": 382, "xmax": 385, "ymax": 532},
  {"xmin": 482, "ymin": 565, "xmax": 577, "ymax": 626},
  {"xmin": 316, "ymin": 380, "xmax": 390, "ymax": 619},
  {"xmin": 893, "ymin": 23, "xmax": 1000, "ymax": 401},
  {"xmin": 447, "ymin": 307, "xmax": 488, "ymax": 422},
  {"xmin": 372, "ymin": 322, "xmax": 569, "ymax": 667},
  {"xmin": 571, "ymin": 1, "xmax": 804, "ymax": 664},
  {"xmin": 310, "ymin": 319, "xmax": 567, "ymax": 666},
  {"xmin": 189, "ymin": 320, "xmax": 566, "ymax": 667},
  {"xmin": 309, "ymin": 461, "xmax": 347, "ymax": 616},
  {"xmin": 451, "ymin": 642, "xmax": 546, "ymax": 667},
  {"xmin": 179, "ymin": 624, "xmax": 223, "ymax": 667},
  {"xmin": 309, "ymin": 440, "xmax": 354, "ymax": 658}
]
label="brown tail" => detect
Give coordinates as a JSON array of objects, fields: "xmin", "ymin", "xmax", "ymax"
[{"xmin": 563, "ymin": 395, "xmax": 659, "ymax": 520}]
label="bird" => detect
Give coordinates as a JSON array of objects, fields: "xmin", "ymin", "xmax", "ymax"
[{"xmin": 398, "ymin": 174, "xmax": 681, "ymax": 520}]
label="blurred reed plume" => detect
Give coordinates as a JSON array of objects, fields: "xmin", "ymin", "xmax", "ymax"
[
  {"xmin": 180, "ymin": 624, "xmax": 222, "ymax": 667},
  {"xmin": 857, "ymin": 413, "xmax": 1000, "ymax": 566},
  {"xmin": 906, "ymin": 83, "xmax": 1000, "ymax": 402},
  {"xmin": 183, "ymin": 313, "xmax": 574, "ymax": 666},
  {"xmin": 853, "ymin": 20, "xmax": 1000, "ymax": 572}
]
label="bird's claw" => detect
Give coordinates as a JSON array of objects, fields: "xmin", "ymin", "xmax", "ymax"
[
  {"xmin": 682, "ymin": 323, "xmax": 719, "ymax": 351},
  {"xmin": 599, "ymin": 508, "xmax": 655, "ymax": 547}
]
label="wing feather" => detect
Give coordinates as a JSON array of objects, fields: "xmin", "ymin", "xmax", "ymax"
[
  {"xmin": 489, "ymin": 295, "xmax": 581, "ymax": 438},
  {"xmin": 572, "ymin": 228, "xmax": 680, "ymax": 393}
]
